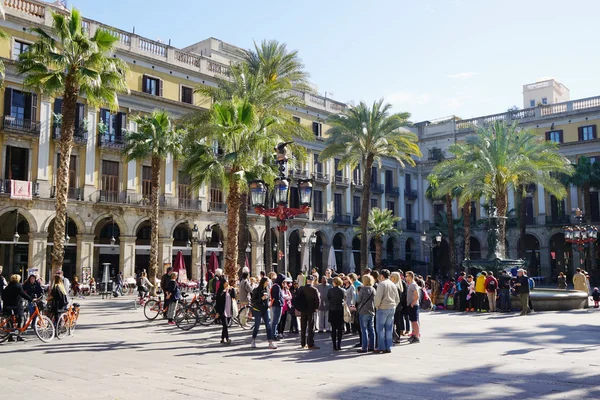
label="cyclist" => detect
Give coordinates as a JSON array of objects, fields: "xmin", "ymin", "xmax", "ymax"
[
  {"xmin": 1, "ymin": 274, "xmax": 32, "ymax": 342},
  {"xmin": 137, "ymin": 270, "xmax": 153, "ymax": 300},
  {"xmin": 23, "ymin": 274, "xmax": 43, "ymax": 298},
  {"xmin": 47, "ymin": 275, "xmax": 69, "ymax": 320}
]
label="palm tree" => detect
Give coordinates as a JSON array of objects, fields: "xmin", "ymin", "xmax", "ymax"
[
  {"xmin": 321, "ymin": 100, "xmax": 421, "ymax": 271},
  {"xmin": 17, "ymin": 8, "xmax": 128, "ymax": 271},
  {"xmin": 568, "ymin": 157, "xmax": 600, "ymax": 222},
  {"xmin": 124, "ymin": 111, "xmax": 184, "ymax": 291},
  {"xmin": 356, "ymin": 208, "xmax": 401, "ymax": 269},
  {"xmin": 426, "ymin": 173, "xmax": 458, "ymax": 275},
  {"xmin": 437, "ymin": 121, "xmax": 574, "ymax": 259}
]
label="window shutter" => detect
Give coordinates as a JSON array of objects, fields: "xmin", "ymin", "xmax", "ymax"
[
  {"xmin": 75, "ymin": 103, "xmax": 84, "ymax": 128},
  {"xmin": 545, "ymin": 131, "xmax": 550, "ymax": 141},
  {"xmin": 4, "ymin": 88, "xmax": 12, "ymax": 117},
  {"xmin": 142, "ymin": 75, "xmax": 148, "ymax": 93},
  {"xmin": 578, "ymin": 127, "xmax": 583, "ymax": 141},
  {"xmin": 24, "ymin": 93, "xmax": 32, "ymax": 120},
  {"xmin": 116, "ymin": 112, "xmax": 126, "ymax": 137},
  {"xmin": 31, "ymin": 93, "xmax": 38, "ymax": 121},
  {"xmin": 559, "ymin": 130, "xmax": 564, "ymax": 143},
  {"xmin": 5, "ymin": 145, "xmax": 11, "ymax": 179},
  {"xmin": 159, "ymin": 79, "xmax": 163, "ymax": 97},
  {"xmin": 593, "ymin": 125, "xmax": 597, "ymax": 139},
  {"xmin": 54, "ymin": 98, "xmax": 63, "ymax": 115}
]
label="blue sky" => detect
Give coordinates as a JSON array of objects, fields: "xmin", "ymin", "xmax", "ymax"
[{"xmin": 73, "ymin": 0, "xmax": 599, "ymax": 122}]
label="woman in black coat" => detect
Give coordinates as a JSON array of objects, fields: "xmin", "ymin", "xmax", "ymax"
[
  {"xmin": 327, "ymin": 277, "xmax": 346, "ymax": 351},
  {"xmin": 215, "ymin": 279, "xmax": 236, "ymax": 344}
]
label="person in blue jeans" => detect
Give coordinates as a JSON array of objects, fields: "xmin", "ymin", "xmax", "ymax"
[
  {"xmin": 251, "ymin": 277, "xmax": 277, "ymax": 350},
  {"xmin": 270, "ymin": 274, "xmax": 285, "ymax": 340},
  {"xmin": 356, "ymin": 274, "xmax": 376, "ymax": 353},
  {"xmin": 374, "ymin": 269, "xmax": 400, "ymax": 353}
]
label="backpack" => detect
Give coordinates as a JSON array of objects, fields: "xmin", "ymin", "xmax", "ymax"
[
  {"xmin": 488, "ymin": 279, "xmax": 497, "ymax": 290},
  {"xmin": 291, "ymin": 287, "xmax": 308, "ymax": 313},
  {"xmin": 456, "ymin": 280, "xmax": 463, "ymax": 292}
]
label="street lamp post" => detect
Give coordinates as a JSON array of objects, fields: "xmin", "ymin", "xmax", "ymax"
[
  {"xmin": 192, "ymin": 224, "xmax": 213, "ymax": 291},
  {"xmin": 564, "ymin": 207, "xmax": 598, "ymax": 271},
  {"xmin": 420, "ymin": 231, "xmax": 442, "ymax": 277},
  {"xmin": 250, "ymin": 142, "xmax": 313, "ymax": 275}
]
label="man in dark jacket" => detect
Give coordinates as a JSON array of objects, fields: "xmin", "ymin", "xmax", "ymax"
[
  {"xmin": 498, "ymin": 271, "xmax": 512, "ymax": 312},
  {"xmin": 294, "ymin": 275, "xmax": 320, "ymax": 349},
  {"xmin": 515, "ymin": 269, "xmax": 530, "ymax": 316},
  {"xmin": 270, "ymin": 274, "xmax": 285, "ymax": 340}
]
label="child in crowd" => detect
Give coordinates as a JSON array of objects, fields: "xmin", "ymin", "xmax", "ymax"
[{"xmin": 592, "ymin": 287, "xmax": 600, "ymax": 308}]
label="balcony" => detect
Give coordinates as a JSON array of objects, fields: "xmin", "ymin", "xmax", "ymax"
[
  {"xmin": 333, "ymin": 214, "xmax": 352, "ymax": 225},
  {"xmin": 52, "ymin": 125, "xmax": 88, "ymax": 144},
  {"xmin": 352, "ymin": 180, "xmax": 363, "ymax": 190},
  {"xmin": 127, "ymin": 193, "xmax": 150, "ymax": 206},
  {"xmin": 546, "ymin": 215, "xmax": 570, "ymax": 226},
  {"xmin": 98, "ymin": 134, "xmax": 126, "ymax": 149},
  {"xmin": 334, "ymin": 175, "xmax": 350, "ymax": 188},
  {"xmin": 97, "ymin": 190, "xmax": 127, "ymax": 204},
  {"xmin": 386, "ymin": 186, "xmax": 400, "ymax": 196},
  {"xmin": 313, "ymin": 172, "xmax": 329, "ymax": 184},
  {"xmin": 428, "ymin": 147, "xmax": 446, "ymax": 162},
  {"xmin": 291, "ymin": 169, "xmax": 309, "ymax": 180},
  {"xmin": 313, "ymin": 212, "xmax": 328, "ymax": 222},
  {"xmin": 2, "ymin": 116, "xmax": 41, "ymax": 136},
  {"xmin": 0, "ymin": 180, "xmax": 40, "ymax": 198},
  {"xmin": 162, "ymin": 196, "xmax": 202, "ymax": 211},
  {"xmin": 405, "ymin": 189, "xmax": 418, "ymax": 200},
  {"xmin": 371, "ymin": 183, "xmax": 384, "ymax": 194},
  {"xmin": 209, "ymin": 202, "xmax": 226, "ymax": 212},
  {"xmin": 406, "ymin": 222, "xmax": 417, "ymax": 231},
  {"xmin": 51, "ymin": 186, "xmax": 83, "ymax": 200}
]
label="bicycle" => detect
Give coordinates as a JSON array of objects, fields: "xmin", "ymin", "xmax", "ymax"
[
  {"xmin": 143, "ymin": 294, "xmax": 187, "ymax": 321},
  {"xmin": 174, "ymin": 300, "xmax": 216, "ymax": 331},
  {"xmin": 0, "ymin": 298, "xmax": 55, "ymax": 343},
  {"xmin": 134, "ymin": 292, "xmax": 154, "ymax": 310},
  {"xmin": 56, "ymin": 303, "xmax": 81, "ymax": 339},
  {"xmin": 234, "ymin": 304, "xmax": 253, "ymax": 330}
]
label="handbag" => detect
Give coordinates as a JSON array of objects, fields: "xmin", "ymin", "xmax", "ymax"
[
  {"xmin": 232, "ymin": 298, "xmax": 239, "ymax": 319},
  {"xmin": 447, "ymin": 296, "xmax": 455, "ymax": 306},
  {"xmin": 343, "ymin": 302, "xmax": 352, "ymax": 323}
]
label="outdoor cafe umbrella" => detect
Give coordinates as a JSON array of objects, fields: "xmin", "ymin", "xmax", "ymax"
[
  {"xmin": 208, "ymin": 252, "xmax": 219, "ymax": 277},
  {"xmin": 327, "ymin": 245, "xmax": 337, "ymax": 272},
  {"xmin": 173, "ymin": 250, "xmax": 188, "ymax": 283}
]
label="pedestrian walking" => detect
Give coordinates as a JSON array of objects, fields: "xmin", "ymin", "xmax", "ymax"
[
  {"xmin": 342, "ymin": 276, "xmax": 355, "ymax": 334},
  {"xmin": 238, "ymin": 271, "xmax": 252, "ymax": 306},
  {"xmin": 499, "ymin": 270, "xmax": 512, "ymax": 312},
  {"xmin": 374, "ymin": 269, "xmax": 399, "ymax": 353},
  {"xmin": 557, "ymin": 272, "xmax": 567, "ymax": 290},
  {"xmin": 475, "ymin": 271, "xmax": 487, "ymax": 312},
  {"xmin": 592, "ymin": 287, "xmax": 600, "ymax": 308},
  {"xmin": 327, "ymin": 277, "xmax": 345, "ymax": 351},
  {"xmin": 515, "ymin": 269, "xmax": 531, "ymax": 316},
  {"xmin": 250, "ymin": 277, "xmax": 277, "ymax": 349},
  {"xmin": 356, "ymin": 274, "xmax": 376, "ymax": 353},
  {"xmin": 270, "ymin": 274, "xmax": 286, "ymax": 341},
  {"xmin": 389, "ymin": 272, "xmax": 404, "ymax": 343},
  {"xmin": 292, "ymin": 275, "xmax": 320, "ymax": 350},
  {"xmin": 405, "ymin": 271, "xmax": 421, "ymax": 344},
  {"xmin": 398, "ymin": 271, "xmax": 411, "ymax": 335},
  {"xmin": 484, "ymin": 271, "xmax": 498, "ymax": 312},
  {"xmin": 316, "ymin": 276, "xmax": 331, "ymax": 332},
  {"xmin": 215, "ymin": 279, "xmax": 236, "ymax": 344},
  {"xmin": 165, "ymin": 272, "xmax": 181, "ymax": 325},
  {"xmin": 277, "ymin": 278, "xmax": 294, "ymax": 337}
]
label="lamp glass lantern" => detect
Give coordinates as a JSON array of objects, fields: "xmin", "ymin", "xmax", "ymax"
[
  {"xmin": 298, "ymin": 179, "xmax": 313, "ymax": 207},
  {"xmin": 301, "ymin": 231, "xmax": 307, "ymax": 245},
  {"xmin": 191, "ymin": 224, "xmax": 199, "ymax": 241},
  {"xmin": 420, "ymin": 232, "xmax": 427, "ymax": 242},
  {"xmin": 273, "ymin": 178, "xmax": 290, "ymax": 205},
  {"xmin": 205, "ymin": 225, "xmax": 213, "ymax": 242},
  {"xmin": 435, "ymin": 232, "xmax": 442, "ymax": 243},
  {"xmin": 249, "ymin": 180, "xmax": 267, "ymax": 208},
  {"xmin": 310, "ymin": 233, "xmax": 317, "ymax": 246}
]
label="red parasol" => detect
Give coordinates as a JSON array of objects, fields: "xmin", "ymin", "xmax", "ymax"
[{"xmin": 208, "ymin": 252, "xmax": 219, "ymax": 276}]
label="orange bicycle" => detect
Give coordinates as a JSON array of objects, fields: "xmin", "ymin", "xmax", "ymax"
[
  {"xmin": 0, "ymin": 298, "xmax": 55, "ymax": 343},
  {"xmin": 56, "ymin": 303, "xmax": 81, "ymax": 339}
]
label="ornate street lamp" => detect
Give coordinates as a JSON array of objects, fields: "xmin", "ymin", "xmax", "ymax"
[
  {"xmin": 421, "ymin": 231, "xmax": 442, "ymax": 276},
  {"xmin": 564, "ymin": 207, "xmax": 598, "ymax": 270},
  {"xmin": 191, "ymin": 224, "xmax": 213, "ymax": 290},
  {"xmin": 110, "ymin": 218, "xmax": 116, "ymax": 250},
  {"xmin": 13, "ymin": 210, "xmax": 19, "ymax": 244},
  {"xmin": 249, "ymin": 142, "xmax": 313, "ymax": 274}
]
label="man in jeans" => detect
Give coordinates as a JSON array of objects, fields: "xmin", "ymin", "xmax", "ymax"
[
  {"xmin": 374, "ymin": 269, "xmax": 400, "ymax": 354},
  {"xmin": 295, "ymin": 275, "xmax": 320, "ymax": 350},
  {"xmin": 484, "ymin": 271, "xmax": 499, "ymax": 312},
  {"xmin": 515, "ymin": 269, "xmax": 530, "ymax": 316},
  {"xmin": 498, "ymin": 270, "xmax": 512, "ymax": 312}
]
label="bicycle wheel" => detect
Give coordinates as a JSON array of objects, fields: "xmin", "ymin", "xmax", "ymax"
[
  {"xmin": 174, "ymin": 306, "xmax": 197, "ymax": 331},
  {"xmin": 144, "ymin": 299, "xmax": 161, "ymax": 321},
  {"xmin": 196, "ymin": 302, "xmax": 216, "ymax": 326},
  {"xmin": 56, "ymin": 314, "xmax": 69, "ymax": 339},
  {"xmin": 0, "ymin": 316, "xmax": 14, "ymax": 343},
  {"xmin": 238, "ymin": 306, "xmax": 253, "ymax": 330},
  {"xmin": 33, "ymin": 315, "xmax": 55, "ymax": 343}
]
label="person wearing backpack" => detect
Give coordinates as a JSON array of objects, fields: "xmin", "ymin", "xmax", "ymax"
[
  {"xmin": 251, "ymin": 277, "xmax": 277, "ymax": 349},
  {"xmin": 484, "ymin": 271, "xmax": 499, "ymax": 312},
  {"xmin": 293, "ymin": 275, "xmax": 320, "ymax": 350}
]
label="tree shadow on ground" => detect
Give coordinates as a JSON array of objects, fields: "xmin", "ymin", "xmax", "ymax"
[{"xmin": 327, "ymin": 367, "xmax": 600, "ymax": 400}]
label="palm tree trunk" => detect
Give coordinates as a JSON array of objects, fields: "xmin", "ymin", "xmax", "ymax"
[
  {"xmin": 375, "ymin": 238, "xmax": 382, "ymax": 270},
  {"xmin": 51, "ymin": 73, "xmax": 78, "ymax": 272},
  {"xmin": 148, "ymin": 155, "xmax": 161, "ymax": 295},
  {"xmin": 518, "ymin": 185, "xmax": 526, "ymax": 259},
  {"xmin": 264, "ymin": 190, "xmax": 272, "ymax": 273},
  {"xmin": 445, "ymin": 194, "xmax": 456, "ymax": 277},
  {"xmin": 237, "ymin": 191, "xmax": 248, "ymax": 277},
  {"xmin": 463, "ymin": 202, "xmax": 471, "ymax": 260},
  {"xmin": 496, "ymin": 191, "xmax": 508, "ymax": 259},
  {"xmin": 225, "ymin": 176, "xmax": 241, "ymax": 279},
  {"xmin": 361, "ymin": 156, "xmax": 374, "ymax": 272}
]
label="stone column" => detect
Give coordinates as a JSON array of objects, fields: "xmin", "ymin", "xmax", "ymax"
[
  {"xmin": 120, "ymin": 236, "xmax": 136, "ymax": 279},
  {"xmin": 84, "ymin": 108, "xmax": 98, "ymax": 197},
  {"xmin": 254, "ymin": 241, "xmax": 265, "ymax": 276},
  {"xmin": 325, "ymin": 160, "xmax": 332, "ymax": 218},
  {"xmin": 159, "ymin": 236, "xmax": 174, "ymax": 273},
  {"xmin": 537, "ymin": 184, "xmax": 546, "ymax": 225},
  {"xmin": 569, "ymin": 184, "xmax": 579, "ymax": 210},
  {"xmin": 191, "ymin": 241, "xmax": 200, "ymax": 280},
  {"xmin": 37, "ymin": 97, "xmax": 53, "ymax": 198},
  {"xmin": 77, "ymin": 234, "xmax": 95, "ymax": 280},
  {"xmin": 399, "ymin": 169, "xmax": 406, "ymax": 229},
  {"xmin": 539, "ymin": 245, "xmax": 550, "ymax": 279},
  {"xmin": 28, "ymin": 233, "xmax": 48, "ymax": 282},
  {"xmin": 345, "ymin": 166, "xmax": 351, "ymax": 215}
]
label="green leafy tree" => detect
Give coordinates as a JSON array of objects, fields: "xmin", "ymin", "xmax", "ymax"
[
  {"xmin": 124, "ymin": 111, "xmax": 184, "ymax": 290},
  {"xmin": 17, "ymin": 8, "xmax": 128, "ymax": 270},
  {"xmin": 356, "ymin": 208, "xmax": 401, "ymax": 269},
  {"xmin": 321, "ymin": 100, "xmax": 421, "ymax": 271},
  {"xmin": 436, "ymin": 121, "xmax": 573, "ymax": 259}
]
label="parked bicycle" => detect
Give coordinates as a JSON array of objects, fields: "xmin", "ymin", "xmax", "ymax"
[
  {"xmin": 0, "ymin": 297, "xmax": 55, "ymax": 343},
  {"xmin": 55, "ymin": 303, "xmax": 81, "ymax": 339},
  {"xmin": 143, "ymin": 294, "xmax": 187, "ymax": 321}
]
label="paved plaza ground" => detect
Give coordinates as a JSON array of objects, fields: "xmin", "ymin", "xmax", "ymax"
[{"xmin": 1, "ymin": 295, "xmax": 599, "ymax": 400}]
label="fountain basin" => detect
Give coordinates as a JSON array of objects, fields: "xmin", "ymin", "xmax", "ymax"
[{"xmin": 512, "ymin": 289, "xmax": 589, "ymax": 311}]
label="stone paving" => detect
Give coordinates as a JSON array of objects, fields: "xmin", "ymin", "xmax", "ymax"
[{"xmin": 0, "ymin": 295, "xmax": 599, "ymax": 400}]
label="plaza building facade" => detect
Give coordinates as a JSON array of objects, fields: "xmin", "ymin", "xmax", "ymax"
[{"xmin": 0, "ymin": 1, "xmax": 597, "ymax": 284}]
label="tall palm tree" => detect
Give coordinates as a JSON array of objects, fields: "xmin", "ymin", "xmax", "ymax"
[
  {"xmin": 124, "ymin": 111, "xmax": 184, "ymax": 291},
  {"xmin": 426, "ymin": 173, "xmax": 458, "ymax": 275},
  {"xmin": 321, "ymin": 100, "xmax": 421, "ymax": 271},
  {"xmin": 568, "ymin": 156, "xmax": 600, "ymax": 222},
  {"xmin": 356, "ymin": 208, "xmax": 401, "ymax": 269},
  {"xmin": 17, "ymin": 8, "xmax": 127, "ymax": 271},
  {"xmin": 437, "ymin": 121, "xmax": 573, "ymax": 259}
]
